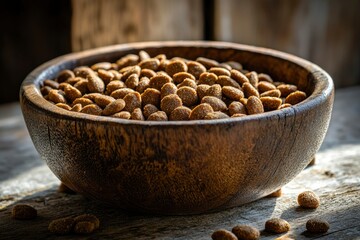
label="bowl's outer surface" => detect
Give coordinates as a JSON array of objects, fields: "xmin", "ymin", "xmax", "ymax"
[{"xmin": 20, "ymin": 41, "xmax": 334, "ymax": 214}]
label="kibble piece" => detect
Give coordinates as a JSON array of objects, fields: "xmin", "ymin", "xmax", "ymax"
[
  {"xmin": 160, "ymin": 94, "xmax": 183, "ymax": 115},
  {"xmin": 177, "ymin": 78, "xmax": 197, "ymax": 89},
  {"xmin": 81, "ymin": 104, "xmax": 102, "ymax": 116},
  {"xmin": 278, "ymin": 103, "xmax": 292, "ymax": 109},
  {"xmin": 165, "ymin": 60, "xmax": 188, "ymax": 77},
  {"xmin": 297, "ymin": 191, "xmax": 320, "ymax": 209},
  {"xmin": 41, "ymin": 86, "xmax": 52, "ymax": 96},
  {"xmin": 102, "ymin": 99, "xmax": 126, "ymax": 115},
  {"xmin": 246, "ymin": 71, "xmax": 259, "ymax": 88},
  {"xmin": 201, "ymin": 96, "xmax": 227, "ymax": 112},
  {"xmin": 73, "ymin": 97, "xmax": 93, "ymax": 107},
  {"xmin": 89, "ymin": 94, "xmax": 115, "ymax": 108},
  {"xmin": 136, "ymin": 77, "xmax": 150, "ymax": 93},
  {"xmin": 306, "ymin": 218, "xmax": 330, "ymax": 233},
  {"xmin": 224, "ymin": 61, "xmax": 242, "ymax": 70},
  {"xmin": 265, "ymin": 218, "xmax": 290, "ymax": 233},
  {"xmin": 48, "ymin": 89, "xmax": 67, "ymax": 104},
  {"xmin": 155, "ymin": 54, "xmax": 168, "ymax": 70},
  {"xmin": 243, "ymin": 82, "xmax": 259, "ymax": 98},
  {"xmin": 140, "ymin": 69, "xmax": 156, "ymax": 79},
  {"xmin": 198, "ymin": 72, "xmax": 218, "ymax": 85},
  {"xmin": 149, "ymin": 74, "xmax": 172, "ymax": 90},
  {"xmin": 231, "ymin": 69, "xmax": 249, "ymax": 85},
  {"xmin": 216, "ymin": 76, "xmax": 241, "ymax": 89},
  {"xmin": 260, "ymin": 89, "xmax": 281, "ymax": 98},
  {"xmin": 161, "ymin": 82, "xmax": 178, "ymax": 99},
  {"xmin": 116, "ymin": 54, "xmax": 139, "ymax": 68},
  {"xmin": 266, "ymin": 188, "xmax": 282, "ymax": 198},
  {"xmin": 189, "ymin": 103, "xmax": 214, "ymax": 120},
  {"xmin": 258, "ymin": 73, "xmax": 273, "ymax": 83},
  {"xmin": 173, "ymin": 72, "xmax": 195, "ymax": 84},
  {"xmin": 74, "ymin": 221, "xmax": 95, "ymax": 234},
  {"xmin": 143, "ymin": 104, "xmax": 159, "ymax": 119},
  {"xmin": 204, "ymin": 111, "xmax": 229, "ymax": 120},
  {"xmin": 71, "ymin": 103, "xmax": 82, "ymax": 112},
  {"xmin": 222, "ymin": 86, "xmax": 244, "ymax": 100},
  {"xmin": 211, "ymin": 229, "xmax": 237, "ymax": 240},
  {"xmin": 196, "ymin": 57, "xmax": 218, "ymax": 69},
  {"xmin": 169, "ymin": 106, "xmax": 191, "ymax": 121},
  {"xmin": 277, "ymin": 84, "xmax": 297, "ymax": 97},
  {"xmin": 64, "ymin": 84, "xmax": 82, "ymax": 102},
  {"xmin": 285, "ymin": 91, "xmax": 307, "ymax": 105},
  {"xmin": 73, "ymin": 79, "xmax": 89, "ymax": 95},
  {"xmin": 232, "ymin": 225, "xmax": 260, "ymax": 240},
  {"xmin": 246, "ymin": 96, "xmax": 264, "ymax": 115},
  {"xmin": 57, "ymin": 69, "xmax": 75, "ymax": 83},
  {"xmin": 44, "ymin": 79, "xmax": 60, "ymax": 89},
  {"xmin": 121, "ymin": 66, "xmax": 141, "ymax": 82},
  {"xmin": 91, "ymin": 62, "xmax": 112, "ymax": 71},
  {"xmin": 205, "ymin": 84, "xmax": 222, "ymax": 99},
  {"xmin": 147, "ymin": 111, "xmax": 168, "ymax": 121},
  {"xmin": 123, "ymin": 92, "xmax": 142, "ymax": 112},
  {"xmin": 141, "ymin": 88, "xmax": 161, "ymax": 107},
  {"xmin": 229, "ymin": 101, "xmax": 247, "ymax": 116},
  {"xmin": 56, "ymin": 103, "xmax": 71, "ymax": 111},
  {"xmin": 109, "ymin": 69, "xmax": 121, "ymax": 79},
  {"xmin": 48, "ymin": 217, "xmax": 75, "ymax": 235},
  {"xmin": 112, "ymin": 111, "xmax": 130, "ymax": 119},
  {"xmin": 258, "ymin": 81, "xmax": 276, "ymax": 93},
  {"xmin": 260, "ymin": 97, "xmax": 283, "ymax": 111},
  {"xmin": 74, "ymin": 214, "xmax": 100, "ymax": 229},
  {"xmin": 87, "ymin": 72, "xmax": 105, "ymax": 93},
  {"xmin": 209, "ymin": 67, "xmax": 231, "ymax": 77},
  {"xmin": 240, "ymin": 98, "xmax": 248, "ymax": 106},
  {"xmin": 74, "ymin": 66, "xmax": 94, "ymax": 78},
  {"xmin": 110, "ymin": 88, "xmax": 135, "ymax": 99},
  {"xmin": 131, "ymin": 108, "xmax": 145, "ymax": 120},
  {"xmin": 139, "ymin": 50, "xmax": 150, "ymax": 60},
  {"xmin": 106, "ymin": 80, "xmax": 126, "ymax": 94},
  {"xmin": 177, "ymin": 86, "xmax": 198, "ymax": 107},
  {"xmin": 217, "ymin": 63, "xmax": 232, "ymax": 71},
  {"xmin": 197, "ymin": 84, "xmax": 211, "ymax": 100},
  {"xmin": 125, "ymin": 73, "xmax": 139, "ymax": 89},
  {"xmin": 66, "ymin": 77, "xmax": 82, "ymax": 86},
  {"xmin": 231, "ymin": 113, "xmax": 247, "ymax": 118},
  {"xmin": 139, "ymin": 58, "xmax": 160, "ymax": 71},
  {"xmin": 12, "ymin": 204, "xmax": 37, "ymax": 220},
  {"xmin": 97, "ymin": 69, "xmax": 114, "ymax": 84}
]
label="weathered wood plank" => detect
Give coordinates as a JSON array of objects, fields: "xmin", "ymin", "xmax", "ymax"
[
  {"xmin": 1, "ymin": 87, "xmax": 360, "ymax": 239},
  {"xmin": 213, "ymin": 0, "xmax": 360, "ymax": 88},
  {"xmin": 71, "ymin": 0, "xmax": 204, "ymax": 51}
]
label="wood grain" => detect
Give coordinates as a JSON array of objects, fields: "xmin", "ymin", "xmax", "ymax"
[
  {"xmin": 71, "ymin": 0, "xmax": 204, "ymax": 51},
  {"xmin": 1, "ymin": 86, "xmax": 359, "ymax": 239}
]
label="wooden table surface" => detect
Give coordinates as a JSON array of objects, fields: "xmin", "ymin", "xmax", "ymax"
[{"xmin": 0, "ymin": 86, "xmax": 359, "ymax": 240}]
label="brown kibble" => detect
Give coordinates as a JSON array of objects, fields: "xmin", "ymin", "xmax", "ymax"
[
  {"xmin": 48, "ymin": 89, "xmax": 67, "ymax": 104},
  {"xmin": 177, "ymin": 78, "xmax": 197, "ymax": 89},
  {"xmin": 297, "ymin": 191, "xmax": 320, "ymax": 209},
  {"xmin": 201, "ymin": 96, "xmax": 227, "ymax": 112},
  {"xmin": 73, "ymin": 79, "xmax": 89, "ymax": 95},
  {"xmin": 41, "ymin": 86, "xmax": 52, "ymax": 96},
  {"xmin": 123, "ymin": 92, "xmax": 142, "ymax": 112},
  {"xmin": 140, "ymin": 69, "xmax": 156, "ymax": 79},
  {"xmin": 278, "ymin": 103, "xmax": 292, "ymax": 109},
  {"xmin": 266, "ymin": 188, "xmax": 282, "ymax": 198},
  {"xmin": 222, "ymin": 86, "xmax": 244, "ymax": 100},
  {"xmin": 44, "ymin": 79, "xmax": 60, "ymax": 89},
  {"xmin": 64, "ymin": 84, "xmax": 82, "ymax": 102},
  {"xmin": 74, "ymin": 214, "xmax": 100, "ymax": 230},
  {"xmin": 285, "ymin": 91, "xmax": 307, "ymax": 105},
  {"xmin": 198, "ymin": 72, "xmax": 218, "ymax": 85},
  {"xmin": 112, "ymin": 111, "xmax": 131, "ymax": 119},
  {"xmin": 142, "ymin": 88, "xmax": 161, "ymax": 107},
  {"xmin": 189, "ymin": 103, "xmax": 213, "ymax": 120},
  {"xmin": 74, "ymin": 221, "xmax": 95, "ymax": 234},
  {"xmin": 143, "ymin": 104, "xmax": 159, "ymax": 119},
  {"xmin": 231, "ymin": 113, "xmax": 247, "ymax": 118},
  {"xmin": 224, "ymin": 61, "xmax": 242, "ymax": 70},
  {"xmin": 110, "ymin": 88, "xmax": 135, "ymax": 99},
  {"xmin": 149, "ymin": 74, "xmax": 172, "ymax": 90},
  {"xmin": 102, "ymin": 99, "xmax": 126, "ymax": 116},
  {"xmin": 246, "ymin": 71, "xmax": 259, "ymax": 88},
  {"xmin": 87, "ymin": 72, "xmax": 105, "ymax": 93},
  {"xmin": 138, "ymin": 58, "xmax": 160, "ymax": 71},
  {"xmin": 196, "ymin": 84, "xmax": 211, "ymax": 100},
  {"xmin": 239, "ymin": 98, "xmax": 248, "ymax": 106},
  {"xmin": 139, "ymin": 50, "xmax": 150, "ymax": 61},
  {"xmin": 177, "ymin": 86, "xmax": 198, "ymax": 107},
  {"xmin": 306, "ymin": 218, "xmax": 330, "ymax": 233},
  {"xmin": 81, "ymin": 104, "xmax": 102, "ymax": 115},
  {"xmin": 169, "ymin": 106, "xmax": 191, "ymax": 121},
  {"xmin": 258, "ymin": 73, "xmax": 273, "ymax": 83},
  {"xmin": 116, "ymin": 54, "xmax": 139, "ymax": 68},
  {"xmin": 131, "ymin": 108, "xmax": 145, "ymax": 120},
  {"xmin": 196, "ymin": 57, "xmax": 218, "ymax": 69},
  {"xmin": 56, "ymin": 103, "xmax": 71, "ymax": 111},
  {"xmin": 246, "ymin": 96, "xmax": 264, "ymax": 115},
  {"xmin": 211, "ymin": 229, "xmax": 237, "ymax": 240},
  {"xmin": 84, "ymin": 93, "xmax": 114, "ymax": 108},
  {"xmin": 265, "ymin": 218, "xmax": 290, "ymax": 233},
  {"xmin": 97, "ymin": 69, "xmax": 114, "ymax": 84},
  {"xmin": 209, "ymin": 67, "xmax": 231, "ymax": 77},
  {"xmin": 232, "ymin": 225, "xmax": 260, "ymax": 240},
  {"xmin": 74, "ymin": 66, "xmax": 94, "ymax": 78},
  {"xmin": 231, "ymin": 69, "xmax": 249, "ymax": 85},
  {"xmin": 125, "ymin": 73, "xmax": 139, "ymax": 89},
  {"xmin": 260, "ymin": 97, "xmax": 283, "ymax": 111},
  {"xmin": 277, "ymin": 84, "xmax": 297, "ymax": 97},
  {"xmin": 160, "ymin": 94, "xmax": 183, "ymax": 115},
  {"xmin": 48, "ymin": 217, "xmax": 75, "ymax": 235},
  {"xmin": 258, "ymin": 81, "xmax": 276, "ymax": 93},
  {"xmin": 136, "ymin": 77, "xmax": 150, "ymax": 93},
  {"xmin": 121, "ymin": 65, "xmax": 141, "ymax": 81},
  {"xmin": 204, "ymin": 111, "xmax": 229, "ymax": 120},
  {"xmin": 57, "ymin": 182, "xmax": 76, "ymax": 194},
  {"xmin": 173, "ymin": 72, "xmax": 195, "ymax": 84},
  {"xmin": 187, "ymin": 61, "xmax": 207, "ymax": 79},
  {"xmin": 243, "ymin": 82, "xmax": 259, "ymax": 98},
  {"xmin": 165, "ymin": 60, "xmax": 188, "ymax": 77},
  {"xmin": 66, "ymin": 77, "xmax": 83, "ymax": 86},
  {"xmin": 217, "ymin": 63, "xmax": 232, "ymax": 71},
  {"xmin": 57, "ymin": 69, "xmax": 75, "ymax": 83},
  {"xmin": 91, "ymin": 62, "xmax": 112, "ymax": 71},
  {"xmin": 71, "ymin": 104, "xmax": 82, "ymax": 112},
  {"xmin": 205, "ymin": 84, "xmax": 222, "ymax": 99},
  {"xmin": 73, "ymin": 97, "xmax": 93, "ymax": 107},
  {"xmin": 12, "ymin": 204, "xmax": 37, "ymax": 220},
  {"xmin": 106, "ymin": 80, "xmax": 126, "ymax": 94},
  {"xmin": 216, "ymin": 75, "xmax": 241, "ymax": 89},
  {"xmin": 229, "ymin": 101, "xmax": 247, "ymax": 116},
  {"xmin": 147, "ymin": 111, "xmax": 168, "ymax": 121},
  {"xmin": 161, "ymin": 82, "xmax": 178, "ymax": 99},
  {"xmin": 260, "ymin": 89, "xmax": 281, "ymax": 98}
]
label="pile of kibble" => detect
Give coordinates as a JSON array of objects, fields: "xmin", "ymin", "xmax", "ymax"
[{"xmin": 41, "ymin": 51, "xmax": 307, "ymax": 121}]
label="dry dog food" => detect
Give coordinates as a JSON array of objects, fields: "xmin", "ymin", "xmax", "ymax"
[
  {"xmin": 265, "ymin": 218, "xmax": 290, "ymax": 233},
  {"xmin": 211, "ymin": 229, "xmax": 238, "ymax": 240},
  {"xmin": 232, "ymin": 224, "xmax": 260, "ymax": 240},
  {"xmin": 11, "ymin": 204, "xmax": 37, "ymax": 220},
  {"xmin": 297, "ymin": 191, "xmax": 320, "ymax": 209},
  {"xmin": 266, "ymin": 188, "xmax": 282, "ymax": 198},
  {"xmin": 48, "ymin": 213, "xmax": 100, "ymax": 235},
  {"xmin": 41, "ymin": 51, "xmax": 308, "ymax": 121},
  {"xmin": 306, "ymin": 218, "xmax": 330, "ymax": 233}
]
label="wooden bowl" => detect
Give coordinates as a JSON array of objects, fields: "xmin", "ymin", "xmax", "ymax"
[{"xmin": 20, "ymin": 41, "xmax": 334, "ymax": 215}]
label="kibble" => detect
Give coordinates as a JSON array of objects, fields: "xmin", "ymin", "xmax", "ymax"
[
  {"xmin": 306, "ymin": 218, "xmax": 329, "ymax": 233},
  {"xmin": 211, "ymin": 229, "xmax": 238, "ymax": 240},
  {"xmin": 232, "ymin": 225, "xmax": 260, "ymax": 240},
  {"xmin": 297, "ymin": 191, "xmax": 320, "ymax": 209},
  {"xmin": 42, "ymin": 51, "xmax": 308, "ymax": 121},
  {"xmin": 265, "ymin": 218, "xmax": 290, "ymax": 233},
  {"xmin": 11, "ymin": 204, "xmax": 37, "ymax": 220},
  {"xmin": 48, "ymin": 217, "xmax": 75, "ymax": 235},
  {"xmin": 266, "ymin": 188, "xmax": 282, "ymax": 198}
]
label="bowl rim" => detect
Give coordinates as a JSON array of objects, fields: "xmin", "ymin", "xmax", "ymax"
[{"xmin": 20, "ymin": 41, "xmax": 334, "ymax": 126}]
